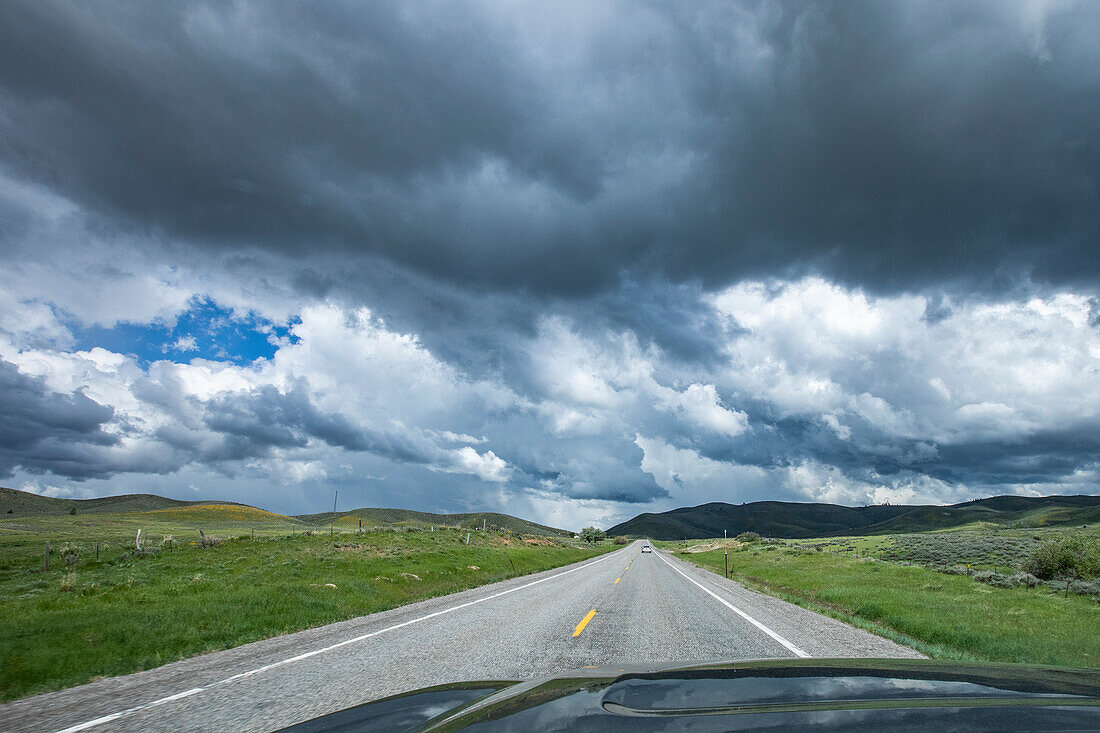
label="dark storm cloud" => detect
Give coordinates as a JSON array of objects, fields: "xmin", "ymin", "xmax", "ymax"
[
  {"xmin": 682, "ymin": 409, "xmax": 888, "ymax": 481},
  {"xmin": 196, "ymin": 382, "xmax": 439, "ymax": 466},
  {"xmin": 0, "ymin": 1, "xmax": 524, "ymax": 236},
  {"xmin": 927, "ymin": 431, "xmax": 1100, "ymax": 486},
  {"xmin": 579, "ymin": 279, "xmax": 734, "ymax": 366},
  {"xmin": 0, "ymin": 358, "xmax": 118, "ymax": 478},
  {"xmin": 2, "ymin": 1, "xmax": 1097, "ymax": 298},
  {"xmin": 502, "ymin": 430, "xmax": 669, "ymax": 504},
  {"xmin": 2, "ymin": 0, "xmax": 1098, "ymax": 518},
  {"xmin": 684, "ymin": 396, "xmax": 1100, "ymax": 495},
  {"xmin": 682, "ymin": 1, "xmax": 1100, "ymax": 292}
]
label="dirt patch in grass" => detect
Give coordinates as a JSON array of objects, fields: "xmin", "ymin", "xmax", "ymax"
[{"xmin": 679, "ymin": 539, "xmax": 743, "ymax": 553}]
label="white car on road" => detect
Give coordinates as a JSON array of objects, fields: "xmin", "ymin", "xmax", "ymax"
[{"xmin": 641, "ymin": 544, "xmax": 652, "ymax": 553}]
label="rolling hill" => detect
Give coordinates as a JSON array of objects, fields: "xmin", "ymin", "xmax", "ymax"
[
  {"xmin": 295, "ymin": 507, "xmax": 572, "ymax": 537},
  {"xmin": 0, "ymin": 487, "xmax": 572, "ymax": 536},
  {"xmin": 606, "ymin": 495, "xmax": 1100, "ymax": 540},
  {"xmin": 0, "ymin": 486, "xmax": 243, "ymax": 517}
]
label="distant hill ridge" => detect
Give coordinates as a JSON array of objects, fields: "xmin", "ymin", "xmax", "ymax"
[
  {"xmin": 296, "ymin": 507, "xmax": 572, "ymax": 537},
  {"xmin": 0, "ymin": 486, "xmax": 571, "ymax": 536},
  {"xmin": 606, "ymin": 494, "xmax": 1100, "ymax": 540},
  {"xmin": 0, "ymin": 486, "xmax": 244, "ymax": 516}
]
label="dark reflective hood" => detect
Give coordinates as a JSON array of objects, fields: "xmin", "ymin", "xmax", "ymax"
[
  {"xmin": 281, "ymin": 658, "xmax": 1100, "ymax": 733},
  {"xmin": 279, "ymin": 683, "xmax": 510, "ymax": 732},
  {"xmin": 600, "ymin": 665, "xmax": 1092, "ymax": 715}
]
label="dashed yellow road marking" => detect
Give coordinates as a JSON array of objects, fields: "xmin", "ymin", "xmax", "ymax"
[
  {"xmin": 614, "ymin": 577, "xmax": 620, "ymax": 583},
  {"xmin": 572, "ymin": 609, "xmax": 597, "ymax": 637}
]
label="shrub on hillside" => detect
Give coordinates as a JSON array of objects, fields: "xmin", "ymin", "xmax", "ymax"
[
  {"xmin": 580, "ymin": 526, "xmax": 606, "ymax": 544},
  {"xmin": 968, "ymin": 571, "xmax": 1042, "ymax": 589},
  {"xmin": 612, "ymin": 536, "xmax": 629, "ymax": 545},
  {"xmin": 1022, "ymin": 535, "xmax": 1100, "ymax": 580},
  {"xmin": 1008, "ymin": 572, "xmax": 1040, "ymax": 588},
  {"xmin": 736, "ymin": 531, "xmax": 761, "ymax": 542},
  {"xmin": 198, "ymin": 530, "xmax": 222, "ymax": 548},
  {"xmin": 1067, "ymin": 579, "xmax": 1100, "ymax": 600}
]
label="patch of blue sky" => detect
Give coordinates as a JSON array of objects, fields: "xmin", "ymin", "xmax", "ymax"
[{"xmin": 67, "ymin": 297, "xmax": 300, "ymax": 366}]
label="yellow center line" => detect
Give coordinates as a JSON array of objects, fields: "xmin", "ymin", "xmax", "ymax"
[
  {"xmin": 614, "ymin": 577, "xmax": 620, "ymax": 583},
  {"xmin": 572, "ymin": 609, "xmax": 597, "ymax": 637}
]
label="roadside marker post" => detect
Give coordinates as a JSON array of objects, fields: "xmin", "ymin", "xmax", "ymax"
[
  {"xmin": 331, "ymin": 490, "xmax": 338, "ymax": 536},
  {"xmin": 44, "ymin": 540, "xmax": 50, "ymax": 572},
  {"xmin": 724, "ymin": 529, "xmax": 728, "ymax": 579}
]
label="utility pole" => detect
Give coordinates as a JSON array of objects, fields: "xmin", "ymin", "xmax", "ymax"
[{"xmin": 724, "ymin": 529, "xmax": 728, "ymax": 579}]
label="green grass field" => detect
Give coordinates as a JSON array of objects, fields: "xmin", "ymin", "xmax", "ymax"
[
  {"xmin": 662, "ymin": 533, "xmax": 1099, "ymax": 668},
  {"xmin": 0, "ymin": 503, "xmax": 308, "ymax": 547},
  {"xmin": 0, "ymin": 509, "xmax": 608, "ymax": 701}
]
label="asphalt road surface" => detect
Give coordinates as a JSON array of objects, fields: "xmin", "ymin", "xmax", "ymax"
[{"xmin": 1, "ymin": 540, "xmax": 921, "ymax": 732}]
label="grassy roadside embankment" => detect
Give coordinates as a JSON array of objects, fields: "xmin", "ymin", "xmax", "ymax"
[
  {"xmin": 1, "ymin": 512, "xmax": 611, "ymax": 701},
  {"xmin": 660, "ymin": 536, "xmax": 1099, "ymax": 668}
]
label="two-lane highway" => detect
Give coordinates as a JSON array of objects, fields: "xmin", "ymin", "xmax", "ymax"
[{"xmin": 0, "ymin": 540, "xmax": 921, "ymax": 733}]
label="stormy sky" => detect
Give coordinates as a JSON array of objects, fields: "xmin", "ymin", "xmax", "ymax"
[{"xmin": 1, "ymin": 0, "xmax": 1097, "ymax": 529}]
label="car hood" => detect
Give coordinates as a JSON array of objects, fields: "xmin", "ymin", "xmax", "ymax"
[{"xmin": 280, "ymin": 658, "xmax": 1100, "ymax": 732}]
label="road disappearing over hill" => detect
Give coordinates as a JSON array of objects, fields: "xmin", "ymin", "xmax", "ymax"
[{"xmin": 2, "ymin": 541, "xmax": 920, "ymax": 732}]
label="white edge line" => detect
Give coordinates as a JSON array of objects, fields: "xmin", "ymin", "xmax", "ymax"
[
  {"xmin": 54, "ymin": 712, "xmax": 125, "ymax": 733},
  {"xmin": 53, "ymin": 686, "xmax": 206, "ymax": 733},
  {"xmin": 53, "ymin": 548, "xmax": 623, "ymax": 733},
  {"xmin": 654, "ymin": 549, "xmax": 810, "ymax": 658}
]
